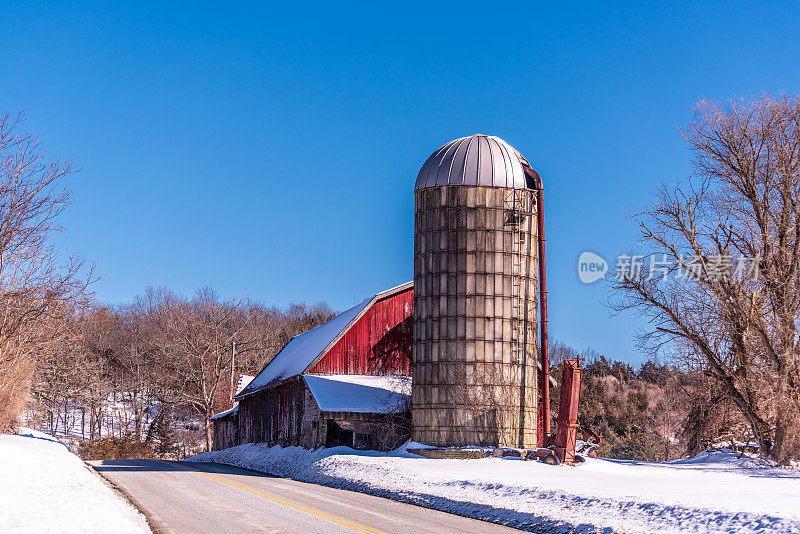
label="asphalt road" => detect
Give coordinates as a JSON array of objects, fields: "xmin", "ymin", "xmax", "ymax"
[{"xmin": 90, "ymin": 459, "xmax": 521, "ymax": 534}]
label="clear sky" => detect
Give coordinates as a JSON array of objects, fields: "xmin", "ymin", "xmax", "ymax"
[{"xmin": 2, "ymin": 2, "xmax": 799, "ymax": 364}]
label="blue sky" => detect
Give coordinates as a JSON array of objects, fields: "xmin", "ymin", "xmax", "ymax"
[{"xmin": 2, "ymin": 1, "xmax": 799, "ymax": 364}]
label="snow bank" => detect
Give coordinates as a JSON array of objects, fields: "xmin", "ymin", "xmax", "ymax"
[
  {"xmin": 0, "ymin": 428, "xmax": 149, "ymax": 533},
  {"xmin": 190, "ymin": 444, "xmax": 800, "ymax": 533}
]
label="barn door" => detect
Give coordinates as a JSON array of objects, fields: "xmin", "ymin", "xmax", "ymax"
[{"xmin": 325, "ymin": 420, "xmax": 353, "ymax": 448}]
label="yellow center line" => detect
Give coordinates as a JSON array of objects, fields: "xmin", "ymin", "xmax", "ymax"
[{"xmin": 158, "ymin": 460, "xmax": 387, "ymax": 534}]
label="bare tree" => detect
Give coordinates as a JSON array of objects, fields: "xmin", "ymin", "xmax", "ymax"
[
  {"xmin": 548, "ymin": 338, "xmax": 579, "ymax": 369},
  {"xmin": 151, "ymin": 288, "xmax": 252, "ymax": 451},
  {"xmin": 0, "ymin": 111, "xmax": 91, "ymax": 431},
  {"xmin": 614, "ymin": 94, "xmax": 800, "ymax": 464},
  {"xmin": 23, "ymin": 273, "xmax": 337, "ymax": 455}
]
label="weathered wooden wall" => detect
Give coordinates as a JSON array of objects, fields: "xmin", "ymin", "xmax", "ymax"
[
  {"xmin": 238, "ymin": 378, "xmax": 305, "ymax": 447},
  {"xmin": 301, "ymin": 384, "xmax": 324, "ymax": 449},
  {"xmin": 212, "ymin": 414, "xmax": 238, "ymax": 451},
  {"xmin": 310, "ymin": 289, "xmax": 413, "ymax": 376},
  {"xmin": 236, "ymin": 380, "xmax": 411, "ymax": 451}
]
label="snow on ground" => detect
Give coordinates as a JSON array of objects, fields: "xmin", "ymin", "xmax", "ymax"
[
  {"xmin": 191, "ymin": 443, "xmax": 800, "ymax": 534},
  {"xmin": 0, "ymin": 428, "xmax": 150, "ymax": 534}
]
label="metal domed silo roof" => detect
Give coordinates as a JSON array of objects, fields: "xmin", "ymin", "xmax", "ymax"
[{"xmin": 415, "ymin": 134, "xmax": 532, "ymax": 190}]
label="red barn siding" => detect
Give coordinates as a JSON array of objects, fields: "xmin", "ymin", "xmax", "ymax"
[{"xmin": 310, "ymin": 288, "xmax": 413, "ymax": 376}]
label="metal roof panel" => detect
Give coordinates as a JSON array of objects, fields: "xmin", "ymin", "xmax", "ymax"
[{"xmin": 415, "ymin": 134, "xmax": 531, "ymax": 190}]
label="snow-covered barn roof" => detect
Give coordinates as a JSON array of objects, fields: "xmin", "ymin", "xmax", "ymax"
[
  {"xmin": 210, "ymin": 405, "xmax": 238, "ymax": 420},
  {"xmin": 304, "ymin": 375, "xmax": 411, "ymax": 414},
  {"xmin": 235, "ymin": 282, "xmax": 413, "ymax": 399}
]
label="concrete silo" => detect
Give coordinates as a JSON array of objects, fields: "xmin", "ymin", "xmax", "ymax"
[{"xmin": 412, "ymin": 134, "xmax": 549, "ymax": 450}]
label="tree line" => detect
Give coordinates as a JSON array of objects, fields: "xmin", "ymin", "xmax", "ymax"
[
  {"xmin": 549, "ymin": 340, "xmax": 756, "ymax": 462},
  {"xmin": 27, "ymin": 288, "xmax": 333, "ymax": 455}
]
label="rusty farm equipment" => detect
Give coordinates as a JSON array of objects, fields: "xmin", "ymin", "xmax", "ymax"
[{"xmin": 526, "ymin": 358, "xmax": 599, "ymax": 466}]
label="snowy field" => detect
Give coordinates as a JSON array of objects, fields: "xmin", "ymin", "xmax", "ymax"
[
  {"xmin": 191, "ymin": 443, "xmax": 800, "ymax": 534},
  {"xmin": 0, "ymin": 428, "xmax": 150, "ymax": 534}
]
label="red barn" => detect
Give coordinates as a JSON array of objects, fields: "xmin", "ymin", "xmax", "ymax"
[{"xmin": 214, "ymin": 282, "xmax": 413, "ymax": 451}]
